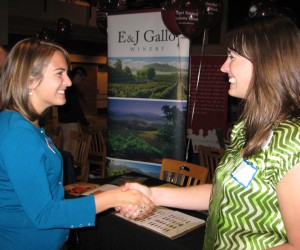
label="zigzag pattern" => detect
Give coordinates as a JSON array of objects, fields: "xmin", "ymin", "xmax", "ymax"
[{"xmin": 204, "ymin": 120, "xmax": 300, "ymax": 250}]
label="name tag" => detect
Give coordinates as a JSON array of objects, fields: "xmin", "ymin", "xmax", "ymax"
[
  {"xmin": 45, "ymin": 137, "xmax": 56, "ymax": 154},
  {"xmin": 231, "ymin": 160, "xmax": 257, "ymax": 188}
]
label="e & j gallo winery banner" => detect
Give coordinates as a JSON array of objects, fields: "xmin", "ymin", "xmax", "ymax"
[{"xmin": 106, "ymin": 9, "xmax": 190, "ymax": 178}]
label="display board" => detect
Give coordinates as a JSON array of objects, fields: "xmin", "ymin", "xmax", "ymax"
[{"xmin": 106, "ymin": 9, "xmax": 190, "ymax": 178}]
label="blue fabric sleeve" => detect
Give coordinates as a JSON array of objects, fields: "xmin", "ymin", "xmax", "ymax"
[{"xmin": 0, "ymin": 118, "xmax": 96, "ymax": 229}]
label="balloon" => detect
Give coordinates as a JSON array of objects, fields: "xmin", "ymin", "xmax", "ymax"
[
  {"xmin": 37, "ymin": 27, "xmax": 55, "ymax": 42},
  {"xmin": 56, "ymin": 18, "xmax": 72, "ymax": 41},
  {"xmin": 161, "ymin": 0, "xmax": 182, "ymax": 36},
  {"xmin": 248, "ymin": 0, "xmax": 278, "ymax": 18},
  {"xmin": 203, "ymin": 0, "xmax": 223, "ymax": 29},
  {"xmin": 175, "ymin": 0, "xmax": 206, "ymax": 39},
  {"xmin": 248, "ymin": 0, "xmax": 298, "ymax": 26}
]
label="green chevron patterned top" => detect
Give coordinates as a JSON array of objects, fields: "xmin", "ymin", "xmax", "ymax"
[{"xmin": 203, "ymin": 119, "xmax": 300, "ymax": 250}]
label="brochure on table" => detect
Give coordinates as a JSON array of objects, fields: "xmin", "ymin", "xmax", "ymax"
[{"xmin": 115, "ymin": 206, "xmax": 205, "ymax": 239}]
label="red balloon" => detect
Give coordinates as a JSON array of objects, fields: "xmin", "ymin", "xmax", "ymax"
[
  {"xmin": 175, "ymin": 0, "xmax": 206, "ymax": 39},
  {"xmin": 161, "ymin": 0, "xmax": 181, "ymax": 36},
  {"xmin": 203, "ymin": 0, "xmax": 223, "ymax": 29}
]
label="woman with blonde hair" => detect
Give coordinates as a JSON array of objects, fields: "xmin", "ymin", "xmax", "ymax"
[{"xmin": 0, "ymin": 38, "xmax": 153, "ymax": 249}]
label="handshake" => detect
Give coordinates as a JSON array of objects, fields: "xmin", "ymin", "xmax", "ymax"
[{"xmin": 114, "ymin": 183, "xmax": 155, "ymax": 219}]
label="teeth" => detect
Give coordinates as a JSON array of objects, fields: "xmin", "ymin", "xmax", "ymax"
[
  {"xmin": 58, "ymin": 90, "xmax": 65, "ymax": 94},
  {"xmin": 229, "ymin": 77, "xmax": 237, "ymax": 83}
]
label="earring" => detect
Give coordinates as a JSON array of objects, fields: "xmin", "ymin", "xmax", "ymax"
[{"xmin": 29, "ymin": 90, "xmax": 33, "ymax": 96}]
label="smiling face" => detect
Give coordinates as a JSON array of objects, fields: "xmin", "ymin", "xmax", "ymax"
[
  {"xmin": 29, "ymin": 51, "xmax": 72, "ymax": 114},
  {"xmin": 221, "ymin": 49, "xmax": 253, "ymax": 99}
]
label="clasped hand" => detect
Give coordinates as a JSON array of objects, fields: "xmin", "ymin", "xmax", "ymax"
[{"xmin": 115, "ymin": 183, "xmax": 153, "ymax": 219}]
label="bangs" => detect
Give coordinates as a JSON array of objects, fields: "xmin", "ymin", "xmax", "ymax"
[{"xmin": 226, "ymin": 31, "xmax": 252, "ymax": 61}]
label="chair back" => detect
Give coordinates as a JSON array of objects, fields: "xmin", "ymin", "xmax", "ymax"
[
  {"xmin": 80, "ymin": 127, "xmax": 107, "ymax": 178},
  {"xmin": 88, "ymin": 128, "xmax": 107, "ymax": 178},
  {"xmin": 69, "ymin": 131, "xmax": 92, "ymax": 182},
  {"xmin": 44, "ymin": 124, "xmax": 63, "ymax": 150},
  {"xmin": 198, "ymin": 145, "xmax": 225, "ymax": 183},
  {"xmin": 160, "ymin": 158, "xmax": 208, "ymax": 186}
]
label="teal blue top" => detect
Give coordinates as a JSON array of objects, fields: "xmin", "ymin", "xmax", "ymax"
[{"xmin": 0, "ymin": 110, "xmax": 96, "ymax": 250}]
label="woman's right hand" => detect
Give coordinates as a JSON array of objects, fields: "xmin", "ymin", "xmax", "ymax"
[
  {"xmin": 94, "ymin": 186, "xmax": 154, "ymax": 219},
  {"xmin": 115, "ymin": 186, "xmax": 154, "ymax": 216},
  {"xmin": 115, "ymin": 183, "xmax": 154, "ymax": 218}
]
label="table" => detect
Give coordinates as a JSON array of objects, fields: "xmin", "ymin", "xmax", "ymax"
[{"xmin": 73, "ymin": 172, "xmax": 207, "ymax": 250}]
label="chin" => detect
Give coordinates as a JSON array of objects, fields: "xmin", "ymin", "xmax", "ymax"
[
  {"xmin": 228, "ymin": 89, "xmax": 236, "ymax": 97},
  {"xmin": 55, "ymin": 100, "xmax": 66, "ymax": 106},
  {"xmin": 228, "ymin": 92, "xmax": 244, "ymax": 99}
]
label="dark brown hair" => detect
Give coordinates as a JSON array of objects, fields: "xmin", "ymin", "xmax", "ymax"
[{"xmin": 226, "ymin": 15, "xmax": 300, "ymax": 157}]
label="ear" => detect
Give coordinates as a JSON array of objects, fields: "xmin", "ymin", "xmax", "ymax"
[{"xmin": 28, "ymin": 76, "xmax": 39, "ymax": 90}]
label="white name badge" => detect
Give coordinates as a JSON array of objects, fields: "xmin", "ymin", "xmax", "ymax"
[
  {"xmin": 231, "ymin": 160, "xmax": 257, "ymax": 188},
  {"xmin": 45, "ymin": 137, "xmax": 56, "ymax": 154}
]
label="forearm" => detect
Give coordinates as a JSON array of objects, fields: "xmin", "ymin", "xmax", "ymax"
[
  {"xmin": 93, "ymin": 189, "xmax": 119, "ymax": 213},
  {"xmin": 150, "ymin": 184, "xmax": 212, "ymax": 211},
  {"xmin": 93, "ymin": 187, "xmax": 154, "ymax": 214}
]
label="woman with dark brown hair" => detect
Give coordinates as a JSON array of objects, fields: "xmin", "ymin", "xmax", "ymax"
[{"xmin": 123, "ymin": 15, "xmax": 300, "ymax": 249}]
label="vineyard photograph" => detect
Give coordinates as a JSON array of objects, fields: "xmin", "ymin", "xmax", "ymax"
[
  {"xmin": 107, "ymin": 98, "xmax": 187, "ymax": 164},
  {"xmin": 108, "ymin": 56, "xmax": 189, "ymax": 100}
]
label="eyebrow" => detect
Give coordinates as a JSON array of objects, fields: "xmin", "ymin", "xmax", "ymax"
[{"xmin": 54, "ymin": 67, "xmax": 67, "ymax": 72}]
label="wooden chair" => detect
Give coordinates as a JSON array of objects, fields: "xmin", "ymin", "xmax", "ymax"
[
  {"xmin": 80, "ymin": 126, "xmax": 107, "ymax": 179},
  {"xmin": 87, "ymin": 127, "xmax": 107, "ymax": 179},
  {"xmin": 68, "ymin": 131, "xmax": 92, "ymax": 182},
  {"xmin": 160, "ymin": 158, "xmax": 208, "ymax": 186},
  {"xmin": 198, "ymin": 145, "xmax": 226, "ymax": 183},
  {"xmin": 44, "ymin": 124, "xmax": 63, "ymax": 151}
]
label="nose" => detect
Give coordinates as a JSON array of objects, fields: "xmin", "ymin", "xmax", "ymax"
[
  {"xmin": 64, "ymin": 75, "xmax": 72, "ymax": 87},
  {"xmin": 220, "ymin": 58, "xmax": 229, "ymax": 73}
]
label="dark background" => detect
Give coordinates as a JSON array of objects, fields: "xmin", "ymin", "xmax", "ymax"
[{"xmin": 7, "ymin": 0, "xmax": 300, "ymax": 55}]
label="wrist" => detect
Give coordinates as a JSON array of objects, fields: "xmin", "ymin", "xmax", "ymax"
[
  {"xmin": 94, "ymin": 189, "xmax": 118, "ymax": 213},
  {"xmin": 150, "ymin": 187, "xmax": 159, "ymax": 205}
]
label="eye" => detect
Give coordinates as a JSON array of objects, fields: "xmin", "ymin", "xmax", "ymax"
[
  {"xmin": 56, "ymin": 70, "xmax": 65, "ymax": 76},
  {"xmin": 227, "ymin": 50, "xmax": 239, "ymax": 61}
]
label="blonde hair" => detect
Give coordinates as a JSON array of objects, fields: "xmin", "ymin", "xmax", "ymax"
[
  {"xmin": 226, "ymin": 15, "xmax": 300, "ymax": 157},
  {"xmin": 0, "ymin": 38, "xmax": 70, "ymax": 121}
]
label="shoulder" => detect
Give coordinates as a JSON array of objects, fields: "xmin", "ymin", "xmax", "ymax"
[
  {"xmin": 0, "ymin": 111, "xmax": 33, "ymax": 129},
  {"xmin": 275, "ymin": 119, "xmax": 300, "ymax": 131},
  {"xmin": 0, "ymin": 111, "xmax": 37, "ymax": 143},
  {"xmin": 263, "ymin": 120, "xmax": 300, "ymax": 185},
  {"xmin": 273, "ymin": 119, "xmax": 300, "ymax": 148}
]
